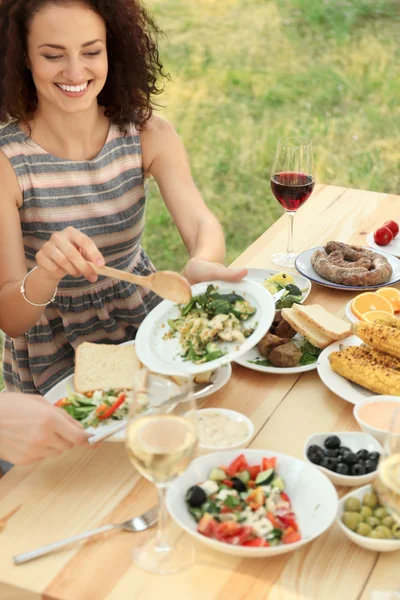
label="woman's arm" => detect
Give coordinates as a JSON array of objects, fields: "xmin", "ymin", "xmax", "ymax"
[
  {"xmin": 141, "ymin": 116, "xmax": 247, "ymax": 284},
  {"xmin": 0, "ymin": 151, "xmax": 104, "ymax": 338}
]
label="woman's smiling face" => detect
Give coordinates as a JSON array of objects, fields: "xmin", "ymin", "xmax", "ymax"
[{"xmin": 27, "ymin": 1, "xmax": 108, "ymax": 114}]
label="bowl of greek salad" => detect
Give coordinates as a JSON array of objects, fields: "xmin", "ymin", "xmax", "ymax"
[{"xmin": 166, "ymin": 449, "xmax": 338, "ymax": 557}]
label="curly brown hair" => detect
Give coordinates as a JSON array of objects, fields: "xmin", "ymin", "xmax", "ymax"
[{"xmin": 0, "ymin": 0, "xmax": 168, "ymax": 130}]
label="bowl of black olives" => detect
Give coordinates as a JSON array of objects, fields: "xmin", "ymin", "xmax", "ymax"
[{"xmin": 304, "ymin": 432, "xmax": 383, "ymax": 486}]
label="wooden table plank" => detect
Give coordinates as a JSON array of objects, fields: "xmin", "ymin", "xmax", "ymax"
[{"xmin": 1, "ymin": 184, "xmax": 399, "ymax": 600}]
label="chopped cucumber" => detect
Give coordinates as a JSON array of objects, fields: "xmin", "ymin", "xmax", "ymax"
[
  {"xmin": 255, "ymin": 468, "xmax": 275, "ymax": 486},
  {"xmin": 189, "ymin": 507, "xmax": 203, "ymax": 521},
  {"xmin": 209, "ymin": 467, "xmax": 226, "ymax": 482},
  {"xmin": 271, "ymin": 476, "xmax": 285, "ymax": 491},
  {"xmin": 236, "ymin": 470, "xmax": 251, "ymax": 484}
]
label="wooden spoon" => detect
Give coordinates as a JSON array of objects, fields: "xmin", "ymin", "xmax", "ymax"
[{"xmin": 89, "ymin": 263, "xmax": 192, "ymax": 304}]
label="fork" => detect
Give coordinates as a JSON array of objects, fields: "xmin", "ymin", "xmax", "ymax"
[{"xmin": 13, "ymin": 505, "xmax": 158, "ymax": 565}]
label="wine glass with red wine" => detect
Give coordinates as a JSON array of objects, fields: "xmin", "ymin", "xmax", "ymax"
[{"xmin": 270, "ymin": 137, "xmax": 314, "ymax": 267}]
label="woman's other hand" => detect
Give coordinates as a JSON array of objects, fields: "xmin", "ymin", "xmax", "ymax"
[
  {"xmin": 183, "ymin": 257, "xmax": 248, "ymax": 285},
  {"xmin": 0, "ymin": 393, "xmax": 90, "ymax": 466}
]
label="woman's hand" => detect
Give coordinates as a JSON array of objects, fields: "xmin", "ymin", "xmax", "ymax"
[
  {"xmin": 183, "ymin": 258, "xmax": 248, "ymax": 285},
  {"xmin": 0, "ymin": 393, "xmax": 90, "ymax": 466},
  {"xmin": 36, "ymin": 226, "xmax": 105, "ymax": 284}
]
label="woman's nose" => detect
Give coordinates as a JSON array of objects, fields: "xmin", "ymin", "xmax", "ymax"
[{"xmin": 62, "ymin": 57, "xmax": 87, "ymax": 82}]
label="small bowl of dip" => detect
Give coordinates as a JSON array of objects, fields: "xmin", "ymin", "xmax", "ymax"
[
  {"xmin": 353, "ymin": 396, "xmax": 400, "ymax": 444},
  {"xmin": 196, "ymin": 408, "xmax": 254, "ymax": 451}
]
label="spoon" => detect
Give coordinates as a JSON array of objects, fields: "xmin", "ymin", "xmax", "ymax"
[{"xmin": 89, "ymin": 263, "xmax": 192, "ymax": 304}]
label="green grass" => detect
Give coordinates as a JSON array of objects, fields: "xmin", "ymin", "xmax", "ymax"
[
  {"xmin": 142, "ymin": 0, "xmax": 400, "ymax": 270},
  {"xmin": 1, "ymin": 0, "xmax": 399, "ymax": 391}
]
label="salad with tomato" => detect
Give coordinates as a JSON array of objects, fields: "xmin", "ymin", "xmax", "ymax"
[
  {"xmin": 55, "ymin": 387, "xmax": 132, "ymax": 428},
  {"xmin": 185, "ymin": 454, "xmax": 301, "ymax": 547}
]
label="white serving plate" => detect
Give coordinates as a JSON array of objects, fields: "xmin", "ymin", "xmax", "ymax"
[
  {"xmin": 367, "ymin": 231, "xmax": 400, "ymax": 258},
  {"xmin": 304, "ymin": 432, "xmax": 383, "ymax": 487},
  {"xmin": 234, "ymin": 333, "xmax": 318, "ymax": 374},
  {"xmin": 246, "ymin": 268, "xmax": 311, "ymax": 303},
  {"xmin": 45, "ymin": 341, "xmax": 232, "ymax": 442},
  {"xmin": 337, "ymin": 485, "xmax": 400, "ymax": 552},
  {"xmin": 295, "ymin": 246, "xmax": 400, "ymax": 291},
  {"xmin": 317, "ymin": 336, "xmax": 375, "ymax": 405},
  {"xmin": 135, "ymin": 279, "xmax": 275, "ymax": 375},
  {"xmin": 166, "ymin": 448, "xmax": 338, "ymax": 557},
  {"xmin": 196, "ymin": 408, "xmax": 254, "ymax": 450}
]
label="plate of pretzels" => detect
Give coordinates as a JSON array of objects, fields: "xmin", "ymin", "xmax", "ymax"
[{"xmin": 295, "ymin": 241, "xmax": 400, "ymax": 291}]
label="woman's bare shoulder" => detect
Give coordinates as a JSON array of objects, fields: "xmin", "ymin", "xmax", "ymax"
[{"xmin": 0, "ymin": 148, "xmax": 22, "ymax": 207}]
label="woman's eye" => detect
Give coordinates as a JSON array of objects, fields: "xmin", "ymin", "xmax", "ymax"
[
  {"xmin": 85, "ymin": 51, "xmax": 102, "ymax": 57},
  {"xmin": 44, "ymin": 55, "xmax": 62, "ymax": 61}
]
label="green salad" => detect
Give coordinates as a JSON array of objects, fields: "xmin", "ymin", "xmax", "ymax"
[{"xmin": 165, "ymin": 284, "xmax": 256, "ymax": 364}]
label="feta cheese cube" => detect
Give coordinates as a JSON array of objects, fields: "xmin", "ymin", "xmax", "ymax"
[{"xmin": 199, "ymin": 480, "xmax": 219, "ymax": 496}]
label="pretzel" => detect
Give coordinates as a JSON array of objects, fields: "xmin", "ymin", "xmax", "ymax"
[{"xmin": 310, "ymin": 241, "xmax": 393, "ymax": 286}]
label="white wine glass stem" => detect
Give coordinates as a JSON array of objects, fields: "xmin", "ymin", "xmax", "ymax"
[
  {"xmin": 155, "ymin": 485, "xmax": 170, "ymax": 551},
  {"xmin": 287, "ymin": 211, "xmax": 295, "ymax": 255}
]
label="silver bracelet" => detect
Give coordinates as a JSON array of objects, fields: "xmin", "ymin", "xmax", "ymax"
[{"xmin": 20, "ymin": 267, "xmax": 58, "ymax": 307}]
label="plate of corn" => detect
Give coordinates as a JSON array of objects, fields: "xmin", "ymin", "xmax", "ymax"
[{"xmin": 318, "ymin": 322, "xmax": 400, "ymax": 404}]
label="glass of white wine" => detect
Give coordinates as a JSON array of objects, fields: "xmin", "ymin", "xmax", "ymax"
[
  {"xmin": 374, "ymin": 407, "xmax": 400, "ymax": 528},
  {"xmin": 125, "ymin": 372, "xmax": 198, "ymax": 575}
]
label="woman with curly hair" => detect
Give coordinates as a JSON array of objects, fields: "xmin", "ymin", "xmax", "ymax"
[{"xmin": 0, "ymin": 0, "xmax": 247, "ymax": 403}]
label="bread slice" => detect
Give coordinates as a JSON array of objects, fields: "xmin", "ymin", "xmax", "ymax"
[
  {"xmin": 292, "ymin": 303, "xmax": 351, "ymax": 341},
  {"xmin": 74, "ymin": 342, "xmax": 141, "ymax": 393},
  {"xmin": 281, "ymin": 308, "xmax": 332, "ymax": 349}
]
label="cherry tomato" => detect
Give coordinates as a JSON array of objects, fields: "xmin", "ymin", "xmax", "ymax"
[
  {"xmin": 383, "ymin": 220, "xmax": 399, "ymax": 238},
  {"xmin": 282, "ymin": 527, "xmax": 301, "ymax": 544},
  {"xmin": 262, "ymin": 457, "xmax": 277, "ymax": 471},
  {"xmin": 243, "ymin": 538, "xmax": 269, "ymax": 547},
  {"xmin": 226, "ymin": 454, "xmax": 249, "ymax": 477},
  {"xmin": 374, "ymin": 226, "xmax": 393, "ymax": 246}
]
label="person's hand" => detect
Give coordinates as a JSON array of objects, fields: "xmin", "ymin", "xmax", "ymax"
[
  {"xmin": 183, "ymin": 258, "xmax": 248, "ymax": 285},
  {"xmin": 36, "ymin": 226, "xmax": 105, "ymax": 284},
  {"xmin": 0, "ymin": 393, "xmax": 90, "ymax": 466}
]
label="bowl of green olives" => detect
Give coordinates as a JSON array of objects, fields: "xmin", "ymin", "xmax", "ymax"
[
  {"xmin": 304, "ymin": 432, "xmax": 383, "ymax": 487},
  {"xmin": 337, "ymin": 484, "xmax": 400, "ymax": 551}
]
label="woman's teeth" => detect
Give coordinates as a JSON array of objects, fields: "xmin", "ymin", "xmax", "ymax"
[{"xmin": 57, "ymin": 82, "xmax": 89, "ymax": 93}]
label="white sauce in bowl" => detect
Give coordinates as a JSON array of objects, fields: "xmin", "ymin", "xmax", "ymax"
[{"xmin": 197, "ymin": 411, "xmax": 251, "ymax": 448}]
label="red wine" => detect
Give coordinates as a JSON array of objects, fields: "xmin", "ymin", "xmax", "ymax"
[{"xmin": 271, "ymin": 171, "xmax": 314, "ymax": 211}]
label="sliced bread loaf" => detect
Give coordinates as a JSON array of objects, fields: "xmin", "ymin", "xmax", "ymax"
[
  {"xmin": 281, "ymin": 308, "xmax": 333, "ymax": 349},
  {"xmin": 74, "ymin": 342, "xmax": 141, "ymax": 393},
  {"xmin": 292, "ymin": 303, "xmax": 351, "ymax": 340}
]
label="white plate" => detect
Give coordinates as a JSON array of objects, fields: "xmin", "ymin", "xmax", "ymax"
[
  {"xmin": 234, "ymin": 334, "xmax": 318, "ymax": 374},
  {"xmin": 344, "ymin": 300, "xmax": 358, "ymax": 323},
  {"xmin": 367, "ymin": 231, "xmax": 400, "ymax": 258},
  {"xmin": 166, "ymin": 448, "xmax": 338, "ymax": 557},
  {"xmin": 317, "ymin": 336, "xmax": 375, "ymax": 404},
  {"xmin": 337, "ymin": 485, "xmax": 400, "ymax": 552},
  {"xmin": 196, "ymin": 408, "xmax": 255, "ymax": 450},
  {"xmin": 246, "ymin": 268, "xmax": 311, "ymax": 304},
  {"xmin": 45, "ymin": 342, "xmax": 232, "ymax": 442},
  {"xmin": 295, "ymin": 246, "xmax": 400, "ymax": 291},
  {"xmin": 135, "ymin": 279, "xmax": 275, "ymax": 375},
  {"xmin": 304, "ymin": 432, "xmax": 383, "ymax": 487}
]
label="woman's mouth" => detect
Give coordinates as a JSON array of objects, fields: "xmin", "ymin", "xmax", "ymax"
[{"xmin": 54, "ymin": 80, "xmax": 92, "ymax": 97}]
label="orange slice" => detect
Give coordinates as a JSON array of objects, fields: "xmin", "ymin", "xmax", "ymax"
[
  {"xmin": 362, "ymin": 311, "xmax": 399, "ymax": 325},
  {"xmin": 376, "ymin": 287, "xmax": 400, "ymax": 312},
  {"xmin": 351, "ymin": 292, "xmax": 394, "ymax": 320}
]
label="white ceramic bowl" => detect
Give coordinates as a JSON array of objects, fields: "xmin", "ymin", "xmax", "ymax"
[
  {"xmin": 353, "ymin": 396, "xmax": 400, "ymax": 445},
  {"xmin": 196, "ymin": 408, "xmax": 254, "ymax": 450},
  {"xmin": 166, "ymin": 448, "xmax": 338, "ymax": 557},
  {"xmin": 337, "ymin": 484, "xmax": 400, "ymax": 552},
  {"xmin": 304, "ymin": 432, "xmax": 383, "ymax": 487}
]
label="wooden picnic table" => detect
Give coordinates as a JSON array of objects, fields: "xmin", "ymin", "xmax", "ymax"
[{"xmin": 0, "ymin": 183, "xmax": 399, "ymax": 600}]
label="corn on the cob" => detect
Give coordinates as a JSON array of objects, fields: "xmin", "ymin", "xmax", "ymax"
[
  {"xmin": 351, "ymin": 322, "xmax": 400, "ymax": 359},
  {"xmin": 375, "ymin": 316, "xmax": 400, "ymax": 330},
  {"xmin": 341, "ymin": 345, "xmax": 400, "ymax": 371},
  {"xmin": 329, "ymin": 347, "xmax": 400, "ymax": 396}
]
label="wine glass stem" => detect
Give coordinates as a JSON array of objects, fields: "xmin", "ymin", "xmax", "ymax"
[
  {"xmin": 154, "ymin": 484, "xmax": 171, "ymax": 551},
  {"xmin": 287, "ymin": 211, "xmax": 295, "ymax": 255}
]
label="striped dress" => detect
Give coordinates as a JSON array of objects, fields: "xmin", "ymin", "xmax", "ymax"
[{"xmin": 0, "ymin": 121, "xmax": 161, "ymax": 395}]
